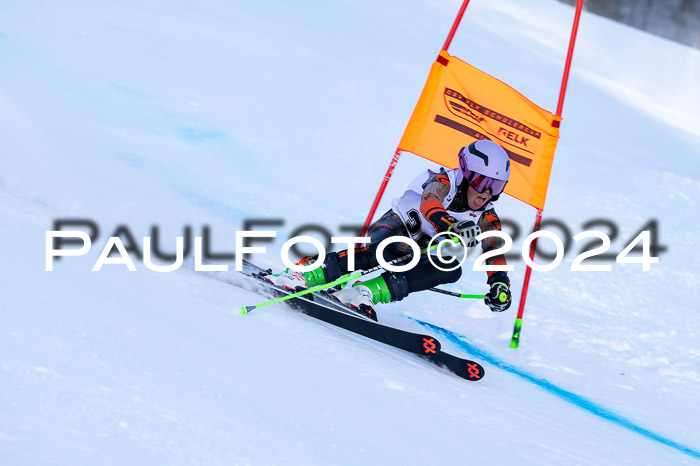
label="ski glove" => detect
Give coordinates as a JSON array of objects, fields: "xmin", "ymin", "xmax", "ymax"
[
  {"xmin": 485, "ymin": 271, "xmax": 511, "ymax": 312},
  {"xmin": 448, "ymin": 220, "xmax": 482, "ymax": 248}
]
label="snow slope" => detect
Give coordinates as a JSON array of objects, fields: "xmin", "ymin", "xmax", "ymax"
[{"xmin": 1, "ymin": 0, "xmax": 699, "ymax": 464}]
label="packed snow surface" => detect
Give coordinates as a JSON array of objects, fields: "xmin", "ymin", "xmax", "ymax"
[{"xmin": 1, "ymin": 0, "xmax": 699, "ymax": 464}]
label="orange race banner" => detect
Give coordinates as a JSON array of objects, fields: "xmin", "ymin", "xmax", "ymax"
[{"xmin": 398, "ymin": 51, "xmax": 561, "ymax": 210}]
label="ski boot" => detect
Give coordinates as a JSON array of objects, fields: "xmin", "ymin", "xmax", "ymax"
[
  {"xmin": 331, "ymin": 275, "xmax": 393, "ymax": 322},
  {"xmin": 262, "ymin": 256, "xmax": 327, "ymax": 291}
]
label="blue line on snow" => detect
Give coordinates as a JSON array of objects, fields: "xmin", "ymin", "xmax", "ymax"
[
  {"xmin": 413, "ymin": 318, "xmax": 700, "ymax": 461},
  {"xmin": 178, "ymin": 127, "xmax": 228, "ymax": 143},
  {"xmin": 179, "ymin": 190, "xmax": 247, "ymax": 223},
  {"xmin": 109, "ymin": 82, "xmax": 152, "ymax": 100}
]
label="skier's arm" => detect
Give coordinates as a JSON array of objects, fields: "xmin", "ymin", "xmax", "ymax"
[
  {"xmin": 419, "ymin": 173, "xmax": 458, "ymax": 233},
  {"xmin": 477, "ymin": 208, "xmax": 508, "ymax": 277},
  {"xmin": 478, "ymin": 208, "xmax": 511, "ymax": 312}
]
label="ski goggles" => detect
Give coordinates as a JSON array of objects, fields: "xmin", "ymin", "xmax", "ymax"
[{"xmin": 466, "ymin": 172, "xmax": 508, "ymax": 195}]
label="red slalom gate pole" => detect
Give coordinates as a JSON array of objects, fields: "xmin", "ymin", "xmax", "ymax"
[
  {"xmin": 441, "ymin": 0, "xmax": 471, "ymax": 52},
  {"xmin": 359, "ymin": 149, "xmax": 401, "ymax": 236},
  {"xmin": 556, "ymin": 0, "xmax": 585, "ymax": 118},
  {"xmin": 359, "ymin": 0, "xmax": 472, "ymax": 237},
  {"xmin": 510, "ymin": 210, "xmax": 542, "ymax": 348},
  {"xmin": 510, "ymin": 0, "xmax": 584, "ymax": 348}
]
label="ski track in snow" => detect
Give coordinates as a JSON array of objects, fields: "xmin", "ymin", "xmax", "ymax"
[
  {"xmin": 1, "ymin": 0, "xmax": 700, "ymax": 463},
  {"xmin": 413, "ymin": 319, "xmax": 700, "ymax": 461}
]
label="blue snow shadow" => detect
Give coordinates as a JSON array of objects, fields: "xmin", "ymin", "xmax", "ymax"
[
  {"xmin": 413, "ymin": 318, "xmax": 700, "ymax": 461},
  {"xmin": 119, "ymin": 152, "xmax": 146, "ymax": 169},
  {"xmin": 179, "ymin": 190, "xmax": 247, "ymax": 223},
  {"xmin": 178, "ymin": 127, "xmax": 229, "ymax": 144},
  {"xmin": 109, "ymin": 82, "xmax": 152, "ymax": 100}
]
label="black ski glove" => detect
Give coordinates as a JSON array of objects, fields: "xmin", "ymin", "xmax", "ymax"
[
  {"xmin": 485, "ymin": 271, "xmax": 511, "ymax": 312},
  {"xmin": 448, "ymin": 220, "xmax": 481, "ymax": 248}
]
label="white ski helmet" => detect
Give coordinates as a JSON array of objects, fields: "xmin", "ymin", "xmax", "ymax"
[{"xmin": 458, "ymin": 140, "xmax": 511, "ymax": 198}]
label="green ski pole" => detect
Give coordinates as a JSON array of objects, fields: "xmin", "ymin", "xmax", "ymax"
[
  {"xmin": 241, "ymin": 237, "xmax": 461, "ymax": 314},
  {"xmin": 428, "ymin": 287, "xmax": 484, "ymax": 299}
]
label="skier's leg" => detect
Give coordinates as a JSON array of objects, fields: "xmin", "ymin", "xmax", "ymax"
[
  {"xmin": 277, "ymin": 207, "xmax": 461, "ymax": 302},
  {"xmin": 332, "ymin": 209, "xmax": 462, "ymax": 303},
  {"xmin": 264, "ymin": 210, "xmax": 409, "ymax": 290},
  {"xmin": 345, "ymin": 254, "xmax": 461, "ymax": 306},
  {"xmin": 401, "ymin": 255, "xmax": 462, "ymax": 293},
  {"xmin": 322, "ymin": 209, "xmax": 410, "ymax": 281}
]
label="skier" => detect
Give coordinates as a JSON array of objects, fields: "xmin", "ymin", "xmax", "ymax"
[{"xmin": 265, "ymin": 140, "xmax": 513, "ymax": 320}]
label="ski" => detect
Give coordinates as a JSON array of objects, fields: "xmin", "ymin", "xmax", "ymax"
[{"xmin": 236, "ymin": 260, "xmax": 485, "ymax": 382}]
